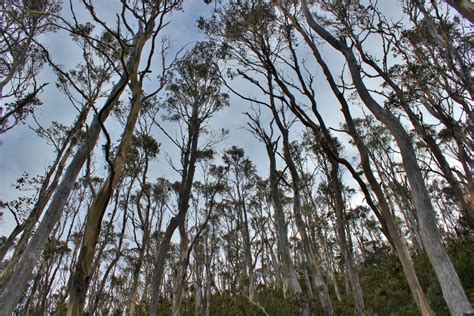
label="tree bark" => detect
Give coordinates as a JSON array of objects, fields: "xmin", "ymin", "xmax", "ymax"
[
  {"xmin": 266, "ymin": 143, "xmax": 302, "ymax": 296},
  {"xmin": 172, "ymin": 222, "xmax": 189, "ymax": 316},
  {"xmin": 149, "ymin": 104, "xmax": 201, "ymax": 315},
  {"xmin": 281, "ymin": 126, "xmax": 333, "ymax": 316},
  {"xmin": 279, "ymin": 6, "xmax": 435, "ymax": 313},
  {"xmin": 329, "ymin": 162, "xmax": 365, "ymax": 315},
  {"xmin": 445, "ymin": 0, "xmax": 474, "ymax": 23},
  {"xmin": 66, "ymin": 21, "xmax": 155, "ymax": 315},
  {"xmin": 298, "ymin": 2, "xmax": 472, "ymax": 313},
  {"xmin": 261, "ymin": 70, "xmax": 333, "ymax": 315},
  {"xmin": 0, "ymin": 68, "xmax": 130, "ymax": 316}
]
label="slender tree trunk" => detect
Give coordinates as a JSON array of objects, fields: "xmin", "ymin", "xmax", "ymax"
[
  {"xmin": 205, "ymin": 275, "xmax": 212, "ymax": 315},
  {"xmin": 302, "ymin": 0, "xmax": 473, "ymax": 315},
  {"xmin": 264, "ymin": 73, "xmax": 333, "ymax": 315},
  {"xmin": 127, "ymin": 226, "xmax": 150, "ymax": 316},
  {"xmin": 266, "ymin": 143, "xmax": 302, "ymax": 296},
  {"xmin": 329, "ymin": 162, "xmax": 365, "ymax": 315},
  {"xmin": 149, "ymin": 211, "xmax": 186, "ymax": 315},
  {"xmin": 253, "ymin": 130, "xmax": 310, "ymax": 315},
  {"xmin": 149, "ymin": 104, "xmax": 201, "ymax": 315},
  {"xmin": 339, "ymin": 46, "xmax": 472, "ymax": 316},
  {"xmin": 328, "ymin": 267, "xmax": 342, "ymax": 302},
  {"xmin": 287, "ymin": 4, "xmax": 439, "ymax": 313},
  {"xmin": 284, "ymin": 141, "xmax": 333, "ymax": 315},
  {"xmin": 66, "ymin": 56, "xmax": 148, "ymax": 315},
  {"xmin": 0, "ymin": 73, "xmax": 130, "ymax": 316},
  {"xmin": 204, "ymin": 239, "xmax": 213, "ymax": 316},
  {"xmin": 0, "ymin": 143, "xmax": 74, "ymax": 285},
  {"xmin": 194, "ymin": 252, "xmax": 203, "ymax": 316},
  {"xmin": 299, "ymin": 245, "xmax": 315, "ymax": 308},
  {"xmin": 242, "ymin": 208, "xmax": 256, "ymax": 303},
  {"xmin": 0, "ymin": 127, "xmax": 77, "ymax": 264},
  {"xmin": 172, "ymin": 222, "xmax": 189, "ymax": 316}
]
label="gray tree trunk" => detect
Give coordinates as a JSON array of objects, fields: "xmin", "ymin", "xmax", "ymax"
[
  {"xmin": 298, "ymin": 2, "xmax": 472, "ymax": 314},
  {"xmin": 172, "ymin": 222, "xmax": 189, "ymax": 316},
  {"xmin": 280, "ymin": 125, "xmax": 333, "ymax": 315},
  {"xmin": 66, "ymin": 21, "xmax": 156, "ymax": 315},
  {"xmin": 285, "ymin": 13, "xmax": 434, "ymax": 312},
  {"xmin": 149, "ymin": 104, "xmax": 201, "ymax": 315},
  {"xmin": 299, "ymin": 4, "xmax": 471, "ymax": 314},
  {"xmin": 329, "ymin": 162, "xmax": 365, "ymax": 315},
  {"xmin": 0, "ymin": 72, "xmax": 130, "ymax": 316}
]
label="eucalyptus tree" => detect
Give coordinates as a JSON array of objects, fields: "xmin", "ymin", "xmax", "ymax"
[
  {"xmin": 200, "ymin": 207, "xmax": 220, "ymax": 316},
  {"xmin": 309, "ymin": 0, "xmax": 473, "ymax": 220},
  {"xmin": 126, "ymin": 173, "xmax": 166, "ymax": 316},
  {"xmin": 171, "ymin": 161, "xmax": 226, "ymax": 316},
  {"xmin": 187, "ymin": 162, "xmax": 226, "ymax": 316},
  {"xmin": 201, "ymin": 5, "xmax": 336, "ymax": 313},
  {"xmin": 266, "ymin": 6, "xmax": 437, "ymax": 312},
  {"xmin": 221, "ymin": 146, "xmax": 260, "ymax": 303},
  {"xmin": 246, "ymin": 112, "xmax": 302, "ymax": 294},
  {"xmin": 292, "ymin": 1, "xmax": 472, "ymax": 313},
  {"xmin": 246, "ymin": 111, "xmax": 309, "ymax": 315},
  {"xmin": 201, "ymin": 1, "xmax": 438, "ymax": 313},
  {"xmin": 66, "ymin": 1, "xmax": 181, "ymax": 313},
  {"xmin": 355, "ymin": 117, "xmax": 424, "ymax": 248},
  {"xmin": 0, "ymin": 21, "xmax": 117, "ymax": 272},
  {"xmin": 148, "ymin": 41, "xmax": 229, "ymax": 315},
  {"xmin": 0, "ymin": 0, "xmax": 60, "ymax": 132},
  {"xmin": 295, "ymin": 152, "xmax": 344, "ymax": 302},
  {"xmin": 23, "ymin": 220, "xmax": 72, "ymax": 314},
  {"xmin": 0, "ymin": 1, "xmax": 181, "ymax": 314},
  {"xmin": 306, "ymin": 135, "xmax": 365, "ymax": 315},
  {"xmin": 397, "ymin": 0, "xmax": 473, "ymax": 217}
]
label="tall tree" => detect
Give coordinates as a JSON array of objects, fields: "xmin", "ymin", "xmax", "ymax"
[
  {"xmin": 0, "ymin": 0, "xmax": 59, "ymax": 132},
  {"xmin": 0, "ymin": 1, "xmax": 179, "ymax": 314},
  {"xmin": 148, "ymin": 41, "xmax": 228, "ymax": 315},
  {"xmin": 296, "ymin": 0, "xmax": 473, "ymax": 314}
]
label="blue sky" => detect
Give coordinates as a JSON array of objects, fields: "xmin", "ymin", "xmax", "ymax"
[{"xmin": 0, "ymin": 0, "xmax": 405, "ymax": 236}]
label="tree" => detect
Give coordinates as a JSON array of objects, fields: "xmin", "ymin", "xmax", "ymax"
[
  {"xmin": 0, "ymin": 1, "xmax": 179, "ymax": 314},
  {"xmin": 296, "ymin": 0, "xmax": 473, "ymax": 314},
  {"xmin": 0, "ymin": 0, "xmax": 59, "ymax": 133},
  {"xmin": 148, "ymin": 41, "xmax": 228, "ymax": 315}
]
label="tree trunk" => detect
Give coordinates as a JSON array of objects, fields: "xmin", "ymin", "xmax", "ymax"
[
  {"xmin": 292, "ymin": 0, "xmax": 452, "ymax": 315},
  {"xmin": 194, "ymin": 253, "xmax": 203, "ymax": 316},
  {"xmin": 127, "ymin": 223, "xmax": 150, "ymax": 316},
  {"xmin": 172, "ymin": 222, "xmax": 189, "ymax": 316},
  {"xmin": 149, "ymin": 104, "xmax": 201, "ymax": 315},
  {"xmin": 445, "ymin": 0, "xmax": 474, "ymax": 24},
  {"xmin": 282, "ymin": 136, "xmax": 333, "ymax": 315},
  {"xmin": 341, "ymin": 44, "xmax": 472, "ymax": 316},
  {"xmin": 265, "ymin": 142, "xmax": 302, "ymax": 296},
  {"xmin": 66, "ymin": 23, "xmax": 154, "ymax": 314},
  {"xmin": 265, "ymin": 73, "xmax": 333, "ymax": 315},
  {"xmin": 0, "ymin": 126, "xmax": 77, "ymax": 265},
  {"xmin": 242, "ymin": 212, "xmax": 256, "ymax": 302},
  {"xmin": 0, "ymin": 74, "xmax": 130, "ymax": 316},
  {"xmin": 329, "ymin": 162, "xmax": 365, "ymax": 315}
]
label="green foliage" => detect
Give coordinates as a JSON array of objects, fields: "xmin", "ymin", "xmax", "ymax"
[
  {"xmin": 358, "ymin": 237, "xmax": 474, "ymax": 315},
  {"xmin": 148, "ymin": 289, "xmax": 302, "ymax": 316},
  {"xmin": 360, "ymin": 246, "xmax": 419, "ymax": 315},
  {"xmin": 42, "ymin": 238, "xmax": 71, "ymax": 260},
  {"xmin": 448, "ymin": 238, "xmax": 474, "ymax": 302},
  {"xmin": 209, "ymin": 294, "xmax": 263, "ymax": 315},
  {"xmin": 256, "ymin": 289, "xmax": 301, "ymax": 316}
]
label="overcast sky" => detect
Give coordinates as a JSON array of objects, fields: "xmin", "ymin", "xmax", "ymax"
[{"xmin": 0, "ymin": 0, "xmax": 405, "ymax": 237}]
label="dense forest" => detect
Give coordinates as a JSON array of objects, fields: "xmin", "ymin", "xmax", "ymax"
[{"xmin": 0, "ymin": 0, "xmax": 472, "ymax": 315}]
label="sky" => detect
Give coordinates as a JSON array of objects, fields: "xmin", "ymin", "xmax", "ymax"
[{"xmin": 0, "ymin": 0, "xmax": 406, "ymax": 237}]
